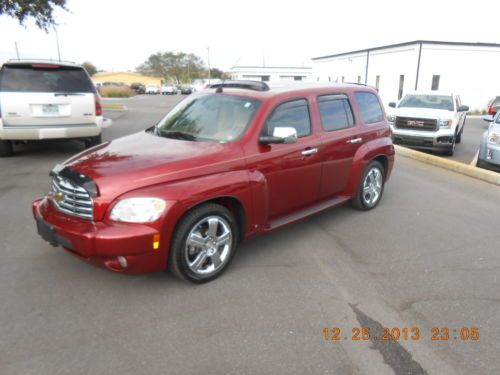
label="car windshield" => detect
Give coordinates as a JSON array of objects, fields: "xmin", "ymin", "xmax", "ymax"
[
  {"xmin": 155, "ymin": 93, "xmax": 261, "ymax": 142},
  {"xmin": 398, "ymin": 94, "xmax": 454, "ymax": 111},
  {"xmin": 0, "ymin": 64, "xmax": 95, "ymax": 93}
]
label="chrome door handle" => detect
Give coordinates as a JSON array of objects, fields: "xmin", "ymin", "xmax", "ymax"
[
  {"xmin": 346, "ymin": 137, "xmax": 363, "ymax": 144},
  {"xmin": 301, "ymin": 148, "xmax": 318, "ymax": 156}
]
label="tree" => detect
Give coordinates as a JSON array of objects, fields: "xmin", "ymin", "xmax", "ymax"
[
  {"xmin": 209, "ymin": 68, "xmax": 231, "ymax": 81},
  {"xmin": 82, "ymin": 61, "xmax": 97, "ymax": 76},
  {"xmin": 0, "ymin": 0, "xmax": 68, "ymax": 31},
  {"xmin": 137, "ymin": 51, "xmax": 206, "ymax": 83}
]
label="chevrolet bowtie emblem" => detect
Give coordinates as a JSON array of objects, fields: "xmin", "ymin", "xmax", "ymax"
[{"xmin": 54, "ymin": 191, "xmax": 64, "ymax": 203}]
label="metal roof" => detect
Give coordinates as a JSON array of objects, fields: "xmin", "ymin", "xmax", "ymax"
[{"xmin": 312, "ymin": 40, "xmax": 500, "ymax": 61}]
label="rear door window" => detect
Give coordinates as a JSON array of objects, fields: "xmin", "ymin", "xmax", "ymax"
[
  {"xmin": 317, "ymin": 94, "xmax": 354, "ymax": 131},
  {"xmin": 263, "ymin": 99, "xmax": 311, "ymax": 138},
  {"xmin": 0, "ymin": 64, "xmax": 95, "ymax": 93},
  {"xmin": 354, "ymin": 92, "xmax": 384, "ymax": 124}
]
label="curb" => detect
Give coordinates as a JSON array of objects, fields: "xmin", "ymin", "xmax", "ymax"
[{"xmin": 394, "ymin": 145, "xmax": 500, "ymax": 186}]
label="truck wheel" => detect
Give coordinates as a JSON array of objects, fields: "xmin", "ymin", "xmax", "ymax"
[
  {"xmin": 443, "ymin": 137, "xmax": 456, "ymax": 156},
  {"xmin": 351, "ymin": 160, "xmax": 385, "ymax": 211},
  {"xmin": 169, "ymin": 203, "xmax": 238, "ymax": 283},
  {"xmin": 84, "ymin": 134, "xmax": 102, "ymax": 149},
  {"xmin": 456, "ymin": 128, "xmax": 463, "ymax": 144},
  {"xmin": 0, "ymin": 140, "xmax": 14, "ymax": 157}
]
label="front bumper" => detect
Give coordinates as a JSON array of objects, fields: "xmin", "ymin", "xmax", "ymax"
[
  {"xmin": 32, "ymin": 197, "xmax": 168, "ymax": 273},
  {"xmin": 478, "ymin": 141, "xmax": 500, "ymax": 171},
  {"xmin": 390, "ymin": 126, "xmax": 455, "ymax": 151}
]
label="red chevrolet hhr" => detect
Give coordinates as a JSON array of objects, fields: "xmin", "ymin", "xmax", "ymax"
[{"xmin": 33, "ymin": 81, "xmax": 395, "ymax": 283}]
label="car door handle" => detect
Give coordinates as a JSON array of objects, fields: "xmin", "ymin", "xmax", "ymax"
[
  {"xmin": 301, "ymin": 147, "xmax": 318, "ymax": 156},
  {"xmin": 346, "ymin": 137, "xmax": 363, "ymax": 144}
]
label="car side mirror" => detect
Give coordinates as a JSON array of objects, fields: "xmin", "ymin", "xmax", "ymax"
[
  {"xmin": 483, "ymin": 115, "xmax": 494, "ymax": 122},
  {"xmin": 259, "ymin": 127, "xmax": 298, "ymax": 145},
  {"xmin": 388, "ymin": 102, "xmax": 396, "ymax": 108},
  {"xmin": 458, "ymin": 105, "xmax": 469, "ymax": 112}
]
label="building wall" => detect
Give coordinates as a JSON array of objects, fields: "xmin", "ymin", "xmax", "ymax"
[
  {"xmin": 312, "ymin": 43, "xmax": 500, "ymax": 111},
  {"xmin": 230, "ymin": 67, "xmax": 312, "ymax": 82},
  {"xmin": 91, "ymin": 72, "xmax": 162, "ymax": 86}
]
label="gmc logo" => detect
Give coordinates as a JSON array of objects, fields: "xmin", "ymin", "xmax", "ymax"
[{"xmin": 407, "ymin": 120, "xmax": 425, "ymax": 127}]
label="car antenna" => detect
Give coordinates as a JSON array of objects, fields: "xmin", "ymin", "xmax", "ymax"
[{"xmin": 216, "ymin": 80, "xmax": 225, "ymax": 93}]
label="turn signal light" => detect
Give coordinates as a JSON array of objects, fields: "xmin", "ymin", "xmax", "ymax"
[{"xmin": 153, "ymin": 234, "xmax": 160, "ymax": 250}]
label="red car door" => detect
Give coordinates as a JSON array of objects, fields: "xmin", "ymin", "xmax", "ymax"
[
  {"xmin": 314, "ymin": 94, "xmax": 363, "ymax": 198},
  {"xmin": 246, "ymin": 98, "xmax": 322, "ymax": 219}
]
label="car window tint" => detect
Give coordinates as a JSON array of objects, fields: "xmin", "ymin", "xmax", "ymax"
[
  {"xmin": 318, "ymin": 95, "xmax": 354, "ymax": 131},
  {"xmin": 264, "ymin": 99, "xmax": 311, "ymax": 138},
  {"xmin": 0, "ymin": 65, "xmax": 95, "ymax": 93},
  {"xmin": 355, "ymin": 92, "xmax": 384, "ymax": 124}
]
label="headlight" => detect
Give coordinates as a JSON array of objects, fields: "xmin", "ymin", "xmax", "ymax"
[
  {"xmin": 487, "ymin": 131, "xmax": 500, "ymax": 144},
  {"xmin": 439, "ymin": 119, "xmax": 453, "ymax": 128},
  {"xmin": 387, "ymin": 115, "xmax": 396, "ymax": 123},
  {"xmin": 110, "ymin": 198, "xmax": 167, "ymax": 223}
]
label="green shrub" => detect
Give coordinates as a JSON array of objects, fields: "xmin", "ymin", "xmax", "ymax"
[
  {"xmin": 467, "ymin": 109, "xmax": 487, "ymax": 115},
  {"xmin": 99, "ymin": 86, "xmax": 136, "ymax": 98}
]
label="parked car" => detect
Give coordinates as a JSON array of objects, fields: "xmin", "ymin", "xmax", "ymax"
[
  {"xmin": 487, "ymin": 96, "xmax": 500, "ymax": 116},
  {"xmin": 32, "ymin": 80, "xmax": 394, "ymax": 283},
  {"xmin": 180, "ymin": 84, "xmax": 194, "ymax": 95},
  {"xmin": 387, "ymin": 91, "xmax": 468, "ymax": 156},
  {"xmin": 145, "ymin": 84, "xmax": 160, "ymax": 95},
  {"xmin": 0, "ymin": 59, "xmax": 105, "ymax": 157},
  {"xmin": 477, "ymin": 113, "xmax": 500, "ymax": 171},
  {"xmin": 130, "ymin": 82, "xmax": 145, "ymax": 95},
  {"xmin": 161, "ymin": 84, "xmax": 178, "ymax": 95}
]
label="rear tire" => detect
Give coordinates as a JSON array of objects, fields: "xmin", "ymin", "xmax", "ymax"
[
  {"xmin": 169, "ymin": 203, "xmax": 238, "ymax": 283},
  {"xmin": 351, "ymin": 160, "xmax": 385, "ymax": 211},
  {"xmin": 0, "ymin": 140, "xmax": 14, "ymax": 157},
  {"xmin": 84, "ymin": 134, "xmax": 102, "ymax": 149}
]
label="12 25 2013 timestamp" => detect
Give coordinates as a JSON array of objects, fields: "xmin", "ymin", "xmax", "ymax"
[{"xmin": 322, "ymin": 327, "xmax": 480, "ymax": 341}]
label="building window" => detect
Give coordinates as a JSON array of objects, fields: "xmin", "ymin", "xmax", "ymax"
[
  {"xmin": 357, "ymin": 76, "xmax": 361, "ymax": 84},
  {"xmin": 341, "ymin": 76, "xmax": 345, "ymax": 83},
  {"xmin": 328, "ymin": 76, "xmax": 331, "ymax": 82},
  {"xmin": 261, "ymin": 75, "xmax": 270, "ymax": 82},
  {"xmin": 294, "ymin": 76, "xmax": 302, "ymax": 81},
  {"xmin": 317, "ymin": 77, "xmax": 319, "ymax": 81},
  {"xmin": 398, "ymin": 75, "xmax": 405, "ymax": 100},
  {"xmin": 431, "ymin": 75, "xmax": 440, "ymax": 91},
  {"xmin": 375, "ymin": 75, "xmax": 380, "ymax": 91}
]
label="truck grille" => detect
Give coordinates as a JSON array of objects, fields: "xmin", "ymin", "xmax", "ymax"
[
  {"xmin": 51, "ymin": 175, "xmax": 93, "ymax": 219},
  {"xmin": 395, "ymin": 117, "xmax": 438, "ymax": 131}
]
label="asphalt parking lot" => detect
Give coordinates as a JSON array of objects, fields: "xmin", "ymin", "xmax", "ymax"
[{"xmin": 1, "ymin": 94, "xmax": 499, "ymax": 375}]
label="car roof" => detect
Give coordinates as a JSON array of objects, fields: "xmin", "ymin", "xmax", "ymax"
[
  {"xmin": 202, "ymin": 81, "xmax": 377, "ymax": 101},
  {"xmin": 2, "ymin": 59, "xmax": 82, "ymax": 68}
]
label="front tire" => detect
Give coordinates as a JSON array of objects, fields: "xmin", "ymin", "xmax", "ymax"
[
  {"xmin": 0, "ymin": 140, "xmax": 14, "ymax": 157},
  {"xmin": 169, "ymin": 203, "xmax": 238, "ymax": 283},
  {"xmin": 351, "ymin": 160, "xmax": 385, "ymax": 210},
  {"xmin": 443, "ymin": 137, "xmax": 456, "ymax": 156}
]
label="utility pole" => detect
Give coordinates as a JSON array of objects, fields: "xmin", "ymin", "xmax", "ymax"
[
  {"xmin": 54, "ymin": 26, "xmax": 61, "ymax": 61},
  {"xmin": 14, "ymin": 42, "xmax": 20, "ymax": 60},
  {"xmin": 207, "ymin": 47, "xmax": 211, "ymax": 84}
]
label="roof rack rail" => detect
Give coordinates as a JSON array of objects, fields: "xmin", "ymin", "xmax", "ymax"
[{"xmin": 208, "ymin": 80, "xmax": 270, "ymax": 92}]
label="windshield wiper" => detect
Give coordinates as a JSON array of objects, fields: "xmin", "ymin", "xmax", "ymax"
[
  {"xmin": 159, "ymin": 130, "xmax": 198, "ymax": 141},
  {"xmin": 54, "ymin": 92, "xmax": 85, "ymax": 96}
]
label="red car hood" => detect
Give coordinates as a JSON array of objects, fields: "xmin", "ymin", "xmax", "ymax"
[{"xmin": 63, "ymin": 131, "xmax": 244, "ymax": 199}]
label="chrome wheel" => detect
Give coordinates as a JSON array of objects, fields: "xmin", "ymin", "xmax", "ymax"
[
  {"xmin": 185, "ymin": 216, "xmax": 233, "ymax": 276},
  {"xmin": 362, "ymin": 167, "xmax": 383, "ymax": 207}
]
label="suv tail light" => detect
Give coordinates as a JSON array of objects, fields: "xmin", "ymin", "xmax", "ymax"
[
  {"xmin": 488, "ymin": 105, "xmax": 496, "ymax": 116},
  {"xmin": 95, "ymin": 94, "xmax": 102, "ymax": 116}
]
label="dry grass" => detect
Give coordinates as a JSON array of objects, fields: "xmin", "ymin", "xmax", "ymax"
[{"xmin": 99, "ymin": 86, "xmax": 136, "ymax": 98}]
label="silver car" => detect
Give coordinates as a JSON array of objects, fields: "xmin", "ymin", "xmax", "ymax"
[{"xmin": 477, "ymin": 113, "xmax": 500, "ymax": 171}]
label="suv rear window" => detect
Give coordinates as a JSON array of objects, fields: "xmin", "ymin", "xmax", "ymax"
[
  {"xmin": 355, "ymin": 92, "xmax": 384, "ymax": 124},
  {"xmin": 0, "ymin": 64, "xmax": 95, "ymax": 93}
]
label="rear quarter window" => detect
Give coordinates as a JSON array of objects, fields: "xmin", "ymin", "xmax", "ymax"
[
  {"xmin": 0, "ymin": 65, "xmax": 95, "ymax": 93},
  {"xmin": 354, "ymin": 92, "xmax": 384, "ymax": 124},
  {"xmin": 317, "ymin": 94, "xmax": 354, "ymax": 131}
]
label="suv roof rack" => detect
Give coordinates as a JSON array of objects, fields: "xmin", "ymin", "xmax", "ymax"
[{"xmin": 208, "ymin": 80, "xmax": 270, "ymax": 92}]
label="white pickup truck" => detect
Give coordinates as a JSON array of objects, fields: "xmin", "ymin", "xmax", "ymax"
[{"xmin": 387, "ymin": 91, "xmax": 468, "ymax": 156}]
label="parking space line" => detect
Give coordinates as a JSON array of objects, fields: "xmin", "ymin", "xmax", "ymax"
[{"xmin": 470, "ymin": 150, "xmax": 479, "ymax": 166}]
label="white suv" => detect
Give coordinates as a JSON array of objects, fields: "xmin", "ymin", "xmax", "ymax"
[
  {"xmin": 387, "ymin": 91, "xmax": 468, "ymax": 156},
  {"xmin": 0, "ymin": 60, "xmax": 105, "ymax": 156}
]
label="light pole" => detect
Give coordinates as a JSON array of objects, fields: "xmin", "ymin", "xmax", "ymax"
[
  {"xmin": 207, "ymin": 47, "xmax": 211, "ymax": 84},
  {"xmin": 53, "ymin": 26, "xmax": 61, "ymax": 61}
]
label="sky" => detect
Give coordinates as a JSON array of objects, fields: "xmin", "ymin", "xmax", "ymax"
[{"xmin": 1, "ymin": 0, "xmax": 499, "ymax": 73}]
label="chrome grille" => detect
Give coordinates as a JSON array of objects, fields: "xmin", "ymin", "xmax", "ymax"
[
  {"xmin": 51, "ymin": 175, "xmax": 93, "ymax": 219},
  {"xmin": 395, "ymin": 116, "xmax": 438, "ymax": 131}
]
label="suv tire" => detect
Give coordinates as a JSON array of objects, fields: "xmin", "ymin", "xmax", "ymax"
[
  {"xmin": 169, "ymin": 203, "xmax": 238, "ymax": 283},
  {"xmin": 0, "ymin": 140, "xmax": 14, "ymax": 157},
  {"xmin": 351, "ymin": 160, "xmax": 385, "ymax": 211},
  {"xmin": 84, "ymin": 134, "xmax": 102, "ymax": 149}
]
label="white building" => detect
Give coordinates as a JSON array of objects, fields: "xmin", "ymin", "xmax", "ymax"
[
  {"xmin": 230, "ymin": 66, "xmax": 312, "ymax": 82},
  {"xmin": 312, "ymin": 40, "xmax": 500, "ymax": 111}
]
